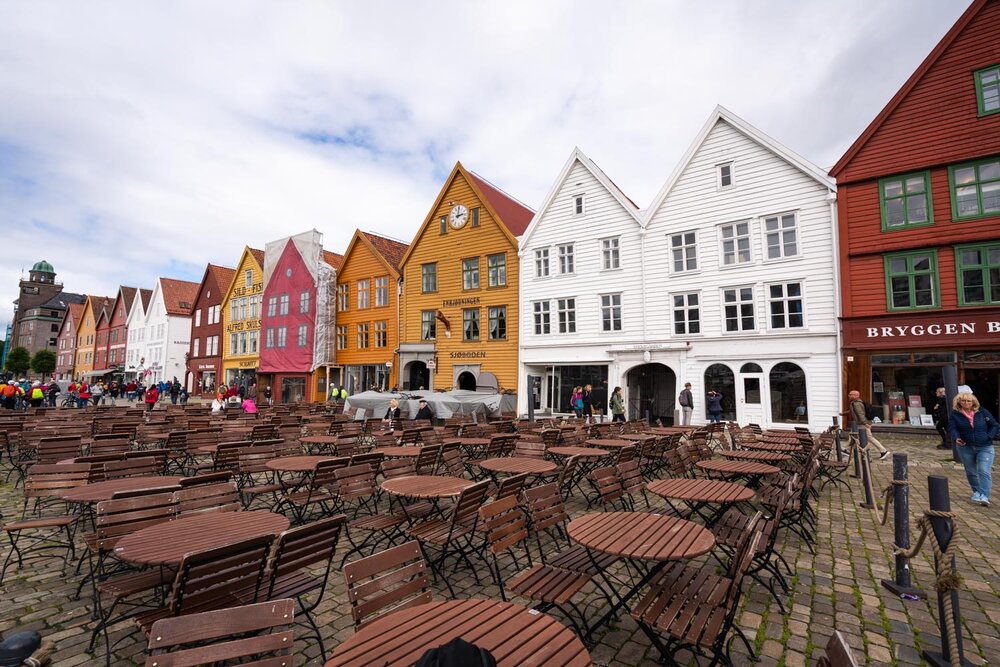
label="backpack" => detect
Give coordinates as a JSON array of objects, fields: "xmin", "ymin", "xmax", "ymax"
[
  {"xmin": 678, "ymin": 391, "xmax": 688, "ymax": 407},
  {"xmin": 414, "ymin": 638, "xmax": 497, "ymax": 667},
  {"xmin": 863, "ymin": 401, "xmax": 879, "ymax": 421}
]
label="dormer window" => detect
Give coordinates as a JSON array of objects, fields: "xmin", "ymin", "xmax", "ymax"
[
  {"xmin": 717, "ymin": 162, "xmax": 734, "ymax": 190},
  {"xmin": 574, "ymin": 195, "xmax": 585, "ymax": 215},
  {"xmin": 975, "ymin": 64, "xmax": 1000, "ymax": 116}
]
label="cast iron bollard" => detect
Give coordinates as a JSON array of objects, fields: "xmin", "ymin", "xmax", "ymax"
[
  {"xmin": 857, "ymin": 427, "xmax": 876, "ymax": 509},
  {"xmin": 833, "ymin": 416, "xmax": 844, "ymax": 462},
  {"xmin": 881, "ymin": 453, "xmax": 926, "ymax": 599},
  {"xmin": 850, "ymin": 423, "xmax": 861, "ymax": 478},
  {"xmin": 942, "ymin": 365, "xmax": 960, "ymax": 464}
]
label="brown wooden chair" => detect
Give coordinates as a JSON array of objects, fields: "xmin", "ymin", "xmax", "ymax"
[
  {"xmin": 36, "ymin": 436, "xmax": 84, "ymax": 464},
  {"xmin": 103, "ymin": 456, "xmax": 159, "ymax": 480},
  {"xmin": 89, "ymin": 434, "xmax": 131, "ymax": 457},
  {"xmin": 413, "ymin": 444, "xmax": 441, "ymax": 475},
  {"xmin": 342, "ymin": 540, "xmax": 432, "ymax": 630},
  {"xmin": 236, "ymin": 445, "xmax": 282, "ymax": 510},
  {"xmin": 588, "ymin": 465, "xmax": 627, "ymax": 510},
  {"xmin": 436, "ymin": 444, "xmax": 464, "ymax": 478},
  {"xmin": 1, "ymin": 463, "xmax": 89, "ymax": 585},
  {"xmin": 178, "ymin": 470, "xmax": 233, "ymax": 487},
  {"xmin": 405, "ymin": 480, "xmax": 491, "ymax": 597},
  {"xmin": 144, "ymin": 598, "xmax": 295, "ymax": 667},
  {"xmin": 478, "ymin": 495, "xmax": 592, "ymax": 636},
  {"xmin": 494, "ymin": 472, "xmax": 529, "ymax": 502},
  {"xmin": 275, "ymin": 458, "xmax": 347, "ymax": 525},
  {"xmin": 616, "ymin": 459, "xmax": 649, "ymax": 509},
  {"xmin": 173, "ymin": 481, "xmax": 240, "ymax": 517},
  {"xmin": 124, "ymin": 449, "xmax": 168, "ymax": 474},
  {"xmin": 258, "ymin": 515, "xmax": 345, "ymax": 660},
  {"xmin": 334, "ymin": 464, "xmax": 379, "ymax": 516},
  {"xmin": 817, "ymin": 631, "xmax": 861, "ymax": 667}
]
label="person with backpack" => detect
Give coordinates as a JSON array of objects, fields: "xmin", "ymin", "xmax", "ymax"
[
  {"xmin": 169, "ymin": 378, "xmax": 181, "ymax": 404},
  {"xmin": 609, "ymin": 386, "xmax": 626, "ymax": 422},
  {"xmin": 849, "ymin": 389, "xmax": 889, "ymax": 460},
  {"xmin": 143, "ymin": 384, "xmax": 159, "ymax": 412},
  {"xmin": 570, "ymin": 386, "xmax": 583, "ymax": 418},
  {"xmin": 948, "ymin": 391, "xmax": 998, "ymax": 507},
  {"xmin": 1, "ymin": 381, "xmax": 19, "ymax": 410},
  {"xmin": 77, "ymin": 382, "xmax": 91, "ymax": 409},
  {"xmin": 28, "ymin": 382, "xmax": 45, "ymax": 408},
  {"xmin": 678, "ymin": 382, "xmax": 694, "ymax": 425},
  {"xmin": 46, "ymin": 381, "xmax": 60, "ymax": 407}
]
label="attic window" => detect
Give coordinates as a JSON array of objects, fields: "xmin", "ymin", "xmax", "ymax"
[
  {"xmin": 471, "ymin": 207, "xmax": 480, "ymax": 227},
  {"xmin": 975, "ymin": 64, "xmax": 1000, "ymax": 116},
  {"xmin": 439, "ymin": 215, "xmax": 448, "ymax": 235},
  {"xmin": 179, "ymin": 302, "xmax": 191, "ymax": 309},
  {"xmin": 245, "ymin": 270, "xmax": 252, "ymax": 287},
  {"xmin": 717, "ymin": 163, "xmax": 734, "ymax": 190},
  {"xmin": 574, "ymin": 195, "xmax": 585, "ymax": 215}
]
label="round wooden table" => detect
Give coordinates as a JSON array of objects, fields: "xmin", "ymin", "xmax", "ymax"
[
  {"xmin": 59, "ymin": 476, "xmax": 185, "ymax": 503},
  {"xmin": 381, "ymin": 475, "xmax": 474, "ymax": 499},
  {"xmin": 721, "ymin": 450, "xmax": 791, "ymax": 463},
  {"xmin": 647, "ymin": 478, "xmax": 755, "ymax": 505},
  {"xmin": 696, "ymin": 459, "xmax": 780, "ymax": 478},
  {"xmin": 265, "ymin": 455, "xmax": 340, "ymax": 472},
  {"xmin": 741, "ymin": 441, "xmax": 799, "ymax": 453},
  {"xmin": 453, "ymin": 437, "xmax": 490, "ymax": 448},
  {"xmin": 585, "ymin": 439, "xmax": 634, "ymax": 449},
  {"xmin": 325, "ymin": 598, "xmax": 591, "ymax": 667},
  {"xmin": 373, "ymin": 446, "xmax": 423, "ymax": 458},
  {"xmin": 617, "ymin": 433, "xmax": 656, "ymax": 443},
  {"xmin": 113, "ymin": 510, "xmax": 289, "ymax": 566},
  {"xmin": 548, "ymin": 446, "xmax": 609, "ymax": 458},
  {"xmin": 300, "ymin": 435, "xmax": 339, "ymax": 447},
  {"xmin": 478, "ymin": 457, "xmax": 558, "ymax": 475}
]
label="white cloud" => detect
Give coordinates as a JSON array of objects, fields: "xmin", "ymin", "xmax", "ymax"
[{"xmin": 0, "ymin": 0, "xmax": 969, "ymax": 332}]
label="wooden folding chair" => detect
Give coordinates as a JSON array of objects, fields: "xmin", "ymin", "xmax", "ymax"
[
  {"xmin": 173, "ymin": 481, "xmax": 240, "ymax": 517},
  {"xmin": 342, "ymin": 540, "xmax": 432, "ymax": 630}
]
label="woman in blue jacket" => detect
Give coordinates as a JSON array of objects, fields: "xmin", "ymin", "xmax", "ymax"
[{"xmin": 948, "ymin": 392, "xmax": 998, "ymax": 506}]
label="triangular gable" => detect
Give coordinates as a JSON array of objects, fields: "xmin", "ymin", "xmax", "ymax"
[
  {"xmin": 399, "ymin": 163, "xmax": 533, "ymax": 269},
  {"xmin": 644, "ymin": 105, "xmax": 836, "ymax": 224},
  {"xmin": 830, "ymin": 0, "xmax": 992, "ymax": 179},
  {"xmin": 521, "ymin": 147, "xmax": 642, "ymax": 247},
  {"xmin": 139, "ymin": 289, "xmax": 152, "ymax": 312},
  {"xmin": 220, "ymin": 247, "xmax": 265, "ymax": 305},
  {"xmin": 59, "ymin": 303, "xmax": 85, "ymax": 338},
  {"xmin": 340, "ymin": 230, "xmax": 407, "ymax": 279}
]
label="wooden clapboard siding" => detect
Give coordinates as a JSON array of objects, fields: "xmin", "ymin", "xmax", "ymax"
[
  {"xmin": 221, "ymin": 247, "xmax": 264, "ymax": 376},
  {"xmin": 336, "ymin": 231, "xmax": 403, "ymax": 380},
  {"xmin": 74, "ymin": 296, "xmax": 104, "ymax": 374},
  {"xmin": 400, "ymin": 167, "xmax": 522, "ymax": 391}
]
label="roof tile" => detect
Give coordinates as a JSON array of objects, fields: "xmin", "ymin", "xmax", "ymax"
[
  {"xmin": 361, "ymin": 232, "xmax": 409, "ymax": 272},
  {"xmin": 467, "ymin": 171, "xmax": 535, "ymax": 237},
  {"xmin": 160, "ymin": 278, "xmax": 200, "ymax": 316}
]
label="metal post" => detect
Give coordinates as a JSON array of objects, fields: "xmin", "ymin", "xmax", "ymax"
[
  {"xmin": 645, "ymin": 408, "xmax": 651, "ymax": 426},
  {"xmin": 942, "ymin": 365, "xmax": 959, "ymax": 463},
  {"xmin": 922, "ymin": 476, "xmax": 971, "ymax": 667},
  {"xmin": 850, "ymin": 423, "xmax": 861, "ymax": 478},
  {"xmin": 833, "ymin": 416, "xmax": 844, "ymax": 462},
  {"xmin": 881, "ymin": 453, "xmax": 925, "ymax": 599},
  {"xmin": 858, "ymin": 431, "xmax": 876, "ymax": 509},
  {"xmin": 526, "ymin": 375, "xmax": 538, "ymax": 422}
]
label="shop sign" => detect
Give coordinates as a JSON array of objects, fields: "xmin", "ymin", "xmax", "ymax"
[
  {"xmin": 226, "ymin": 319, "xmax": 261, "ymax": 333},
  {"xmin": 197, "ymin": 363, "xmax": 215, "ymax": 370},
  {"xmin": 442, "ymin": 297, "xmax": 480, "ymax": 307},
  {"xmin": 843, "ymin": 312, "xmax": 1000, "ymax": 349},
  {"xmin": 426, "ymin": 360, "xmax": 437, "ymax": 369},
  {"xmin": 450, "ymin": 351, "xmax": 486, "ymax": 359},
  {"xmin": 232, "ymin": 282, "xmax": 263, "ymax": 297},
  {"xmin": 238, "ymin": 360, "xmax": 257, "ymax": 368}
]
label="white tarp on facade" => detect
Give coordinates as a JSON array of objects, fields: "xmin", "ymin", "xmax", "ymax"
[{"xmin": 344, "ymin": 389, "xmax": 516, "ymax": 420}]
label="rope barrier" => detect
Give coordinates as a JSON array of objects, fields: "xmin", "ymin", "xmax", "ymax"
[
  {"xmin": 894, "ymin": 509, "xmax": 962, "ymax": 663},
  {"xmin": 876, "ymin": 479, "xmax": 909, "ymax": 526}
]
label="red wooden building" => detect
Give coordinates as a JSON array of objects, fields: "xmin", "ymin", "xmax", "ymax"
[
  {"xmin": 832, "ymin": 0, "xmax": 1000, "ymax": 421},
  {"xmin": 185, "ymin": 264, "xmax": 235, "ymax": 396},
  {"xmin": 55, "ymin": 303, "xmax": 84, "ymax": 381},
  {"xmin": 90, "ymin": 297, "xmax": 114, "ymax": 376},
  {"xmin": 106, "ymin": 286, "xmax": 137, "ymax": 372}
]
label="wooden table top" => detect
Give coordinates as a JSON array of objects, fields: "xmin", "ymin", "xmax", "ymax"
[
  {"xmin": 326, "ymin": 598, "xmax": 591, "ymax": 667},
  {"xmin": 648, "ymin": 426, "xmax": 694, "ymax": 434},
  {"xmin": 721, "ymin": 450, "xmax": 792, "ymax": 463},
  {"xmin": 299, "ymin": 435, "xmax": 339, "ymax": 444},
  {"xmin": 373, "ymin": 446, "xmax": 423, "ymax": 458},
  {"xmin": 60, "ymin": 476, "xmax": 185, "ymax": 503},
  {"xmin": 113, "ymin": 510, "xmax": 289, "ymax": 566},
  {"xmin": 647, "ymin": 478, "xmax": 755, "ymax": 504},
  {"xmin": 585, "ymin": 439, "xmax": 634, "ymax": 448},
  {"xmin": 617, "ymin": 433, "xmax": 656, "ymax": 442},
  {"xmin": 478, "ymin": 457, "xmax": 558, "ymax": 475},
  {"xmin": 696, "ymin": 459, "xmax": 781, "ymax": 476},
  {"xmin": 548, "ymin": 446, "xmax": 609, "ymax": 458},
  {"xmin": 265, "ymin": 455, "xmax": 339, "ymax": 472},
  {"xmin": 453, "ymin": 437, "xmax": 490, "ymax": 446},
  {"xmin": 381, "ymin": 475, "xmax": 474, "ymax": 499},
  {"xmin": 567, "ymin": 511, "xmax": 715, "ymax": 562},
  {"xmin": 742, "ymin": 441, "xmax": 799, "ymax": 453}
]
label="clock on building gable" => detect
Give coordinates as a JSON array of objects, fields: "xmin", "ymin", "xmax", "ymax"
[{"xmin": 449, "ymin": 204, "xmax": 469, "ymax": 229}]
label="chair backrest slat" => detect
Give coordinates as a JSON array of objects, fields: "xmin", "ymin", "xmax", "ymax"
[
  {"xmin": 342, "ymin": 540, "xmax": 432, "ymax": 629},
  {"xmin": 479, "ymin": 496, "xmax": 529, "ymax": 554},
  {"xmin": 173, "ymin": 481, "xmax": 240, "ymax": 516}
]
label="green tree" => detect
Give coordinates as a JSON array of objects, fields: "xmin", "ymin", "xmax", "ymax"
[
  {"xmin": 4, "ymin": 346, "xmax": 30, "ymax": 377},
  {"xmin": 31, "ymin": 349, "xmax": 56, "ymax": 378}
]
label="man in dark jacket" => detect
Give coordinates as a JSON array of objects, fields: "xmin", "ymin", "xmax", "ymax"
[{"xmin": 414, "ymin": 399, "xmax": 433, "ymax": 421}]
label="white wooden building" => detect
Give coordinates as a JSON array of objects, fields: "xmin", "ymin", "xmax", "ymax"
[
  {"xmin": 125, "ymin": 279, "xmax": 198, "ymax": 385},
  {"xmin": 518, "ymin": 108, "xmax": 841, "ymax": 430}
]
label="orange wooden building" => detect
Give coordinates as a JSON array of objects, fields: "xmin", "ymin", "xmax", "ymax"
[{"xmin": 398, "ymin": 163, "xmax": 533, "ymax": 392}]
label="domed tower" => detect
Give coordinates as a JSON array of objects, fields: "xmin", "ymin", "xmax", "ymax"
[{"xmin": 29, "ymin": 260, "xmax": 56, "ymax": 284}]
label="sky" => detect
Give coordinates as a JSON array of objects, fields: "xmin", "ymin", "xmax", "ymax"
[{"xmin": 0, "ymin": 0, "xmax": 971, "ymax": 335}]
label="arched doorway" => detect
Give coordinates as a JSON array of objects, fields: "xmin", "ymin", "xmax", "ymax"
[
  {"xmin": 625, "ymin": 363, "xmax": 677, "ymax": 424},
  {"xmin": 406, "ymin": 362, "xmax": 429, "ymax": 391},
  {"xmin": 769, "ymin": 362, "xmax": 807, "ymax": 423},
  {"xmin": 457, "ymin": 371, "xmax": 477, "ymax": 391},
  {"xmin": 704, "ymin": 363, "xmax": 736, "ymax": 421}
]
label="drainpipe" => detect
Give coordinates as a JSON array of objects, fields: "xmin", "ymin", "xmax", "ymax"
[
  {"xmin": 395, "ymin": 277, "xmax": 402, "ymax": 389},
  {"xmin": 828, "ymin": 190, "xmax": 844, "ymax": 416}
]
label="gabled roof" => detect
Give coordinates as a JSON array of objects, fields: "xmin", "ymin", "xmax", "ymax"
[
  {"xmin": 208, "ymin": 264, "xmax": 236, "ymax": 297},
  {"xmin": 361, "ymin": 232, "xmax": 409, "ymax": 272},
  {"xmin": 644, "ymin": 105, "xmax": 836, "ymax": 224},
  {"xmin": 220, "ymin": 247, "xmax": 265, "ymax": 304},
  {"xmin": 138, "ymin": 289, "xmax": 153, "ymax": 312},
  {"xmin": 249, "ymin": 247, "xmax": 265, "ymax": 267},
  {"xmin": 830, "ymin": 0, "xmax": 990, "ymax": 178},
  {"xmin": 160, "ymin": 278, "xmax": 200, "ymax": 316},
  {"xmin": 322, "ymin": 251, "xmax": 343, "ymax": 270},
  {"xmin": 82, "ymin": 295, "xmax": 113, "ymax": 324},
  {"xmin": 39, "ymin": 291, "xmax": 86, "ymax": 310},
  {"xmin": 117, "ymin": 286, "xmax": 137, "ymax": 314},
  {"xmin": 521, "ymin": 147, "xmax": 642, "ymax": 246},
  {"xmin": 400, "ymin": 162, "xmax": 534, "ymax": 268},
  {"xmin": 61, "ymin": 303, "xmax": 85, "ymax": 334}
]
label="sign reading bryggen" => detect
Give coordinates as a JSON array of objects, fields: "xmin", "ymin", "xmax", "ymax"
[{"xmin": 843, "ymin": 311, "xmax": 1000, "ymax": 349}]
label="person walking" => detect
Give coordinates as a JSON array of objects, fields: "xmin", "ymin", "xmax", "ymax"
[
  {"xmin": 582, "ymin": 384, "xmax": 594, "ymax": 424},
  {"xmin": 143, "ymin": 384, "xmax": 159, "ymax": 413},
  {"xmin": 706, "ymin": 390, "xmax": 723, "ymax": 423},
  {"xmin": 948, "ymin": 392, "xmax": 998, "ymax": 506},
  {"xmin": 610, "ymin": 386, "xmax": 626, "ymax": 422},
  {"xmin": 46, "ymin": 380, "xmax": 60, "ymax": 407},
  {"xmin": 848, "ymin": 390, "xmax": 889, "ymax": 460},
  {"xmin": 169, "ymin": 378, "xmax": 181, "ymax": 405},
  {"xmin": 570, "ymin": 386, "xmax": 583, "ymax": 419},
  {"xmin": 77, "ymin": 382, "xmax": 91, "ymax": 409},
  {"xmin": 678, "ymin": 382, "xmax": 694, "ymax": 426},
  {"xmin": 932, "ymin": 387, "xmax": 950, "ymax": 450}
]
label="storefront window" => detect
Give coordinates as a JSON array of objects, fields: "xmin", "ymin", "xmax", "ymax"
[
  {"xmin": 871, "ymin": 356, "xmax": 945, "ymax": 425},
  {"xmin": 545, "ymin": 365, "xmax": 608, "ymax": 414},
  {"xmin": 704, "ymin": 364, "xmax": 736, "ymax": 421},
  {"xmin": 769, "ymin": 362, "xmax": 807, "ymax": 423}
]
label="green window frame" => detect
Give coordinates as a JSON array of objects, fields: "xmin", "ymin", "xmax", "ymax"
[
  {"xmin": 949, "ymin": 157, "xmax": 1000, "ymax": 220},
  {"xmin": 878, "ymin": 171, "xmax": 932, "ymax": 230},
  {"xmin": 974, "ymin": 64, "xmax": 1000, "ymax": 116},
  {"xmin": 955, "ymin": 242, "xmax": 1000, "ymax": 306},
  {"xmin": 883, "ymin": 250, "xmax": 939, "ymax": 311}
]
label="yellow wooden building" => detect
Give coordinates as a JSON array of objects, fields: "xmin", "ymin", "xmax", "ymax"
[
  {"xmin": 74, "ymin": 295, "xmax": 109, "ymax": 379},
  {"xmin": 398, "ymin": 163, "xmax": 533, "ymax": 392},
  {"xmin": 220, "ymin": 247, "xmax": 264, "ymax": 390},
  {"xmin": 334, "ymin": 230, "xmax": 409, "ymax": 394}
]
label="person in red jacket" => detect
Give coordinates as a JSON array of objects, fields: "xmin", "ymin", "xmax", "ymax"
[
  {"xmin": 143, "ymin": 385, "xmax": 159, "ymax": 412},
  {"xmin": 77, "ymin": 382, "xmax": 91, "ymax": 409}
]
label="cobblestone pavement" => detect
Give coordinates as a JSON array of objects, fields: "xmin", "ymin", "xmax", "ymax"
[{"xmin": 0, "ymin": 431, "xmax": 996, "ymax": 666}]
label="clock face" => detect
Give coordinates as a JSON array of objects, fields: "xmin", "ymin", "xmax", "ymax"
[{"xmin": 449, "ymin": 205, "xmax": 469, "ymax": 229}]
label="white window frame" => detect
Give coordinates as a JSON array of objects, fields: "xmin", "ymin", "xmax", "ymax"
[
  {"xmin": 719, "ymin": 221, "xmax": 752, "ymax": 267},
  {"xmin": 244, "ymin": 269, "xmax": 253, "ymax": 287},
  {"xmin": 297, "ymin": 323, "xmax": 308, "ymax": 347},
  {"xmin": 558, "ymin": 244, "xmax": 575, "ymax": 274},
  {"xmin": 357, "ymin": 323, "xmax": 369, "ymax": 349},
  {"xmin": 533, "ymin": 301, "xmax": 551, "ymax": 335},
  {"xmin": 766, "ymin": 281, "xmax": 806, "ymax": 330},
  {"xmin": 717, "ymin": 162, "xmax": 734, "ymax": 190},
  {"xmin": 194, "ymin": 309, "xmax": 201, "ymax": 327},
  {"xmin": 193, "ymin": 337, "xmax": 200, "ymax": 357},
  {"xmin": 574, "ymin": 194, "xmax": 585, "ymax": 215},
  {"xmin": 299, "ymin": 291, "xmax": 310, "ymax": 314},
  {"xmin": 276, "ymin": 327, "xmax": 286, "ymax": 348},
  {"xmin": 669, "ymin": 231, "xmax": 698, "ymax": 273},
  {"xmin": 375, "ymin": 276, "xmax": 389, "ymax": 307},
  {"xmin": 267, "ymin": 296, "xmax": 277, "ymax": 317},
  {"xmin": 487, "ymin": 253, "xmax": 506, "ymax": 287},
  {"xmin": 336, "ymin": 325, "xmax": 347, "ymax": 350},
  {"xmin": 462, "ymin": 258, "xmax": 480, "ymax": 290},
  {"xmin": 601, "ymin": 237, "xmax": 621, "ymax": 270},
  {"xmin": 337, "ymin": 284, "xmax": 349, "ymax": 311},
  {"xmin": 534, "ymin": 248, "xmax": 550, "ymax": 278},
  {"xmin": 672, "ymin": 292, "xmax": 701, "ymax": 335},
  {"xmin": 722, "ymin": 285, "xmax": 757, "ymax": 333},
  {"xmin": 462, "ymin": 308, "xmax": 480, "ymax": 341},
  {"xmin": 279, "ymin": 294, "xmax": 289, "ymax": 316},
  {"xmin": 374, "ymin": 320, "xmax": 388, "ymax": 347},
  {"xmin": 600, "ymin": 293, "xmax": 622, "ymax": 331},
  {"xmin": 265, "ymin": 328, "xmax": 275, "ymax": 348},
  {"xmin": 557, "ymin": 298, "xmax": 576, "ymax": 333},
  {"xmin": 357, "ymin": 279, "xmax": 370, "ymax": 309},
  {"xmin": 421, "ymin": 310, "xmax": 436, "ymax": 341},
  {"xmin": 488, "ymin": 306, "xmax": 506, "ymax": 340},
  {"xmin": 762, "ymin": 212, "xmax": 799, "ymax": 261}
]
